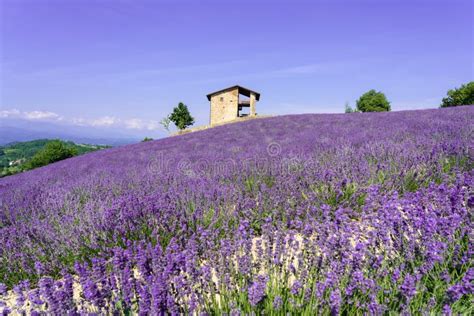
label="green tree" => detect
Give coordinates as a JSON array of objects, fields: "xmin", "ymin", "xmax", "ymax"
[
  {"xmin": 344, "ymin": 102, "xmax": 354, "ymax": 113},
  {"xmin": 26, "ymin": 140, "xmax": 77, "ymax": 169},
  {"xmin": 169, "ymin": 102, "xmax": 195, "ymax": 130},
  {"xmin": 142, "ymin": 137, "xmax": 153, "ymax": 142},
  {"xmin": 440, "ymin": 82, "xmax": 474, "ymax": 107},
  {"xmin": 356, "ymin": 90, "xmax": 391, "ymax": 112}
]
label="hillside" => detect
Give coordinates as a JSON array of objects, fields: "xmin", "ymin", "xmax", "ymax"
[
  {"xmin": 0, "ymin": 107, "xmax": 473, "ymax": 314},
  {"xmin": 0, "ymin": 139, "xmax": 110, "ymax": 177}
]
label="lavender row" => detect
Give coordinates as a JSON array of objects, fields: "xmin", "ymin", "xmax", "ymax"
[{"xmin": 0, "ymin": 107, "xmax": 473, "ymax": 313}]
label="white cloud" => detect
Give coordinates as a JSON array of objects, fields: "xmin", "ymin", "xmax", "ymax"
[
  {"xmin": 0, "ymin": 109, "xmax": 21, "ymax": 118},
  {"xmin": 70, "ymin": 117, "xmax": 88, "ymax": 126},
  {"xmin": 0, "ymin": 108, "xmax": 63, "ymax": 121},
  {"xmin": 90, "ymin": 116, "xmax": 118, "ymax": 127},
  {"xmin": 70, "ymin": 116, "xmax": 119, "ymax": 128},
  {"xmin": 72, "ymin": 116, "xmax": 160, "ymax": 130},
  {"xmin": 123, "ymin": 118, "xmax": 160, "ymax": 130},
  {"xmin": 1, "ymin": 108, "xmax": 164, "ymax": 131},
  {"xmin": 123, "ymin": 118, "xmax": 141, "ymax": 129},
  {"xmin": 23, "ymin": 110, "xmax": 62, "ymax": 120}
]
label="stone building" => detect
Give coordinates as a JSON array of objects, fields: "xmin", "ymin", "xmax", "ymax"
[{"xmin": 207, "ymin": 85, "xmax": 260, "ymax": 126}]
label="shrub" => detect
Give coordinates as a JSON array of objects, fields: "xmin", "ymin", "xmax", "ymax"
[
  {"xmin": 344, "ymin": 102, "xmax": 355, "ymax": 113},
  {"xmin": 160, "ymin": 117, "xmax": 171, "ymax": 132},
  {"xmin": 440, "ymin": 81, "xmax": 474, "ymax": 107},
  {"xmin": 356, "ymin": 90, "xmax": 391, "ymax": 112},
  {"xmin": 26, "ymin": 140, "xmax": 77, "ymax": 169}
]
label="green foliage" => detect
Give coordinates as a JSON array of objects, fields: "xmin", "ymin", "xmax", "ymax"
[
  {"xmin": 402, "ymin": 170, "xmax": 420, "ymax": 193},
  {"xmin": 160, "ymin": 116, "xmax": 171, "ymax": 132},
  {"xmin": 356, "ymin": 90, "xmax": 391, "ymax": 112},
  {"xmin": 0, "ymin": 139, "xmax": 109, "ymax": 177},
  {"xmin": 440, "ymin": 81, "xmax": 474, "ymax": 107},
  {"xmin": 0, "ymin": 139, "xmax": 51, "ymax": 169},
  {"xmin": 169, "ymin": 102, "xmax": 195, "ymax": 130},
  {"xmin": 26, "ymin": 140, "xmax": 78, "ymax": 169},
  {"xmin": 344, "ymin": 102, "xmax": 355, "ymax": 113},
  {"xmin": 142, "ymin": 137, "xmax": 153, "ymax": 142}
]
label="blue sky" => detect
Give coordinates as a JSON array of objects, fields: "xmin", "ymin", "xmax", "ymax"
[{"xmin": 1, "ymin": 0, "xmax": 472, "ymax": 138}]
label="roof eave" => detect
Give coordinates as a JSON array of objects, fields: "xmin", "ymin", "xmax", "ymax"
[{"xmin": 207, "ymin": 85, "xmax": 260, "ymax": 101}]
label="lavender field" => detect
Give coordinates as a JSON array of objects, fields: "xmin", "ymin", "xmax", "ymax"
[{"xmin": 0, "ymin": 107, "xmax": 473, "ymax": 314}]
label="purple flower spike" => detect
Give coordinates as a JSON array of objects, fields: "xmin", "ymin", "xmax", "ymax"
[{"xmin": 248, "ymin": 275, "xmax": 268, "ymax": 306}]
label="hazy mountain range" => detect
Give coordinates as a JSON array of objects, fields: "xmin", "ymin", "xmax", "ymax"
[{"xmin": 0, "ymin": 118, "xmax": 157, "ymax": 146}]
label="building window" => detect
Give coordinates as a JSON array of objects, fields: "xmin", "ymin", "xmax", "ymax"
[{"xmin": 220, "ymin": 97, "xmax": 224, "ymax": 101}]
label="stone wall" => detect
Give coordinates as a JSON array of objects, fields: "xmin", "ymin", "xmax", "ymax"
[
  {"xmin": 210, "ymin": 88, "xmax": 239, "ymax": 126},
  {"xmin": 173, "ymin": 115, "xmax": 272, "ymax": 136},
  {"xmin": 250, "ymin": 93, "xmax": 257, "ymax": 116}
]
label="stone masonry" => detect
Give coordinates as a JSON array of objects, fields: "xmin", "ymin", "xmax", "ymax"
[
  {"xmin": 210, "ymin": 87, "xmax": 239, "ymax": 126},
  {"xmin": 207, "ymin": 85, "xmax": 260, "ymax": 126}
]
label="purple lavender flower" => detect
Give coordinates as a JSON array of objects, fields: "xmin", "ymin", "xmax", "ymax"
[
  {"xmin": 138, "ymin": 283, "xmax": 151, "ymax": 314},
  {"xmin": 442, "ymin": 304, "xmax": 452, "ymax": 316},
  {"xmin": 0, "ymin": 283, "xmax": 6, "ymax": 296},
  {"xmin": 0, "ymin": 107, "xmax": 472, "ymax": 313},
  {"xmin": 273, "ymin": 296, "xmax": 283, "ymax": 310},
  {"xmin": 440, "ymin": 271, "xmax": 451, "ymax": 283},
  {"xmin": 329, "ymin": 289, "xmax": 341, "ymax": 315},
  {"xmin": 392, "ymin": 268, "xmax": 401, "ymax": 282},
  {"xmin": 447, "ymin": 268, "xmax": 474, "ymax": 302},
  {"xmin": 248, "ymin": 275, "xmax": 268, "ymax": 306},
  {"xmin": 13, "ymin": 284, "xmax": 25, "ymax": 308},
  {"xmin": 39, "ymin": 277, "xmax": 60, "ymax": 313},
  {"xmin": 291, "ymin": 280, "xmax": 303, "ymax": 296},
  {"xmin": 28, "ymin": 289, "xmax": 44, "ymax": 306},
  {"xmin": 83, "ymin": 279, "xmax": 103, "ymax": 308},
  {"xmin": 400, "ymin": 274, "xmax": 417, "ymax": 300},
  {"xmin": 34, "ymin": 261, "xmax": 44, "ymax": 275}
]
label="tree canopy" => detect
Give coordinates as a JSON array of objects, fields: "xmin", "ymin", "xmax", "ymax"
[
  {"xmin": 344, "ymin": 102, "xmax": 354, "ymax": 113},
  {"xmin": 356, "ymin": 90, "xmax": 391, "ymax": 112},
  {"xmin": 440, "ymin": 82, "xmax": 474, "ymax": 107},
  {"xmin": 26, "ymin": 140, "xmax": 77, "ymax": 169},
  {"xmin": 169, "ymin": 102, "xmax": 195, "ymax": 130}
]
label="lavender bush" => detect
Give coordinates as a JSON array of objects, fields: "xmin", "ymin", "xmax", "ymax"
[{"xmin": 0, "ymin": 107, "xmax": 473, "ymax": 314}]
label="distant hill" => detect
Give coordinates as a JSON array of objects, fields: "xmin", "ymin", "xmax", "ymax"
[
  {"xmin": 0, "ymin": 118, "xmax": 144, "ymax": 146},
  {"xmin": 0, "ymin": 139, "xmax": 110, "ymax": 177}
]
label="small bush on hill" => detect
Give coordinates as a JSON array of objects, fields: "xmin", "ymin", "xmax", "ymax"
[
  {"xmin": 356, "ymin": 90, "xmax": 391, "ymax": 112},
  {"xmin": 344, "ymin": 102, "xmax": 355, "ymax": 113},
  {"xmin": 440, "ymin": 81, "xmax": 474, "ymax": 107}
]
